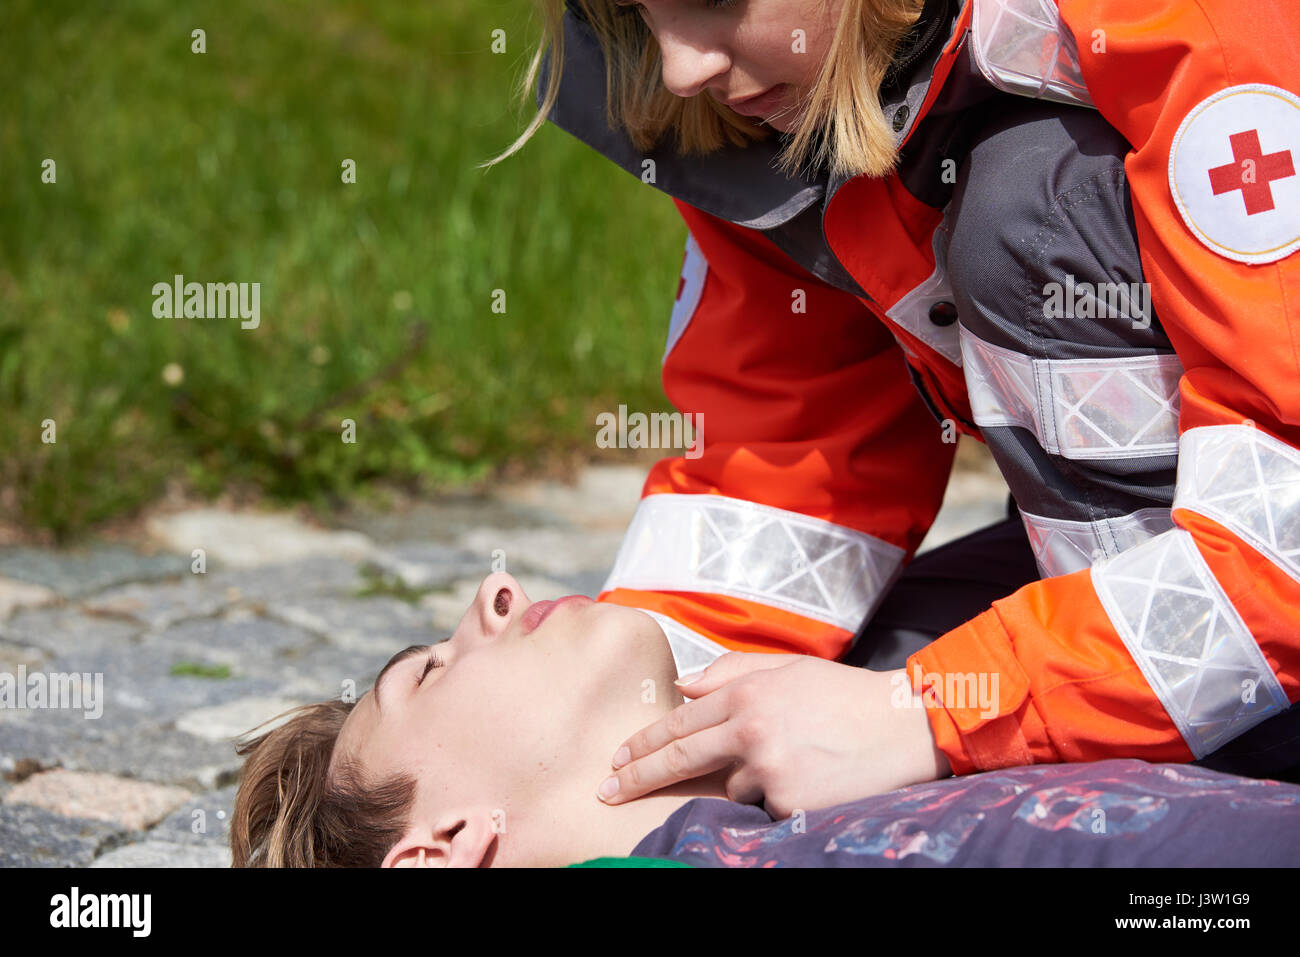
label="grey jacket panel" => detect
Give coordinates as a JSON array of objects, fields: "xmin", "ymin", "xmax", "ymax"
[
  {"xmin": 981, "ymin": 425, "xmax": 1177, "ymax": 524},
  {"xmin": 944, "ymin": 98, "xmax": 1179, "ymax": 523},
  {"xmin": 946, "ymin": 99, "xmax": 1173, "ymax": 357}
]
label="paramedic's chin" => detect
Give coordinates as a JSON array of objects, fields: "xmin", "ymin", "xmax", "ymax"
[{"xmin": 332, "ymin": 573, "xmax": 729, "ymax": 867}]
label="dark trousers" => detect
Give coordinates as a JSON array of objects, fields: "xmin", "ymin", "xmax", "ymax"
[{"xmin": 842, "ymin": 502, "xmax": 1300, "ymax": 784}]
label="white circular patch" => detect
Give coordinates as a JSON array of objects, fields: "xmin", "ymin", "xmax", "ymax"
[
  {"xmin": 662, "ymin": 231, "xmax": 708, "ymax": 364},
  {"xmin": 1169, "ymin": 84, "xmax": 1300, "ymax": 265}
]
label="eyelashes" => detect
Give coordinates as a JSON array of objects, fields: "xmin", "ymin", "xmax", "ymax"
[{"xmin": 416, "ymin": 649, "xmax": 446, "ymax": 686}]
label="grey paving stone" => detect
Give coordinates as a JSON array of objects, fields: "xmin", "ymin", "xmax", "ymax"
[
  {"xmin": 80, "ymin": 575, "xmax": 234, "ymax": 631},
  {"xmin": 0, "ymin": 606, "xmax": 142, "ymax": 658},
  {"xmin": 175, "ymin": 696, "xmax": 310, "ymax": 743},
  {"xmin": 0, "ymin": 802, "xmax": 123, "ymax": 867},
  {"xmin": 0, "ymin": 576, "xmax": 58, "ymax": 620},
  {"xmin": 249, "ymin": 640, "xmax": 399, "ymax": 703},
  {"xmin": 456, "ymin": 525, "xmax": 626, "ymax": 579},
  {"xmin": 362, "ymin": 542, "xmax": 485, "ymax": 591},
  {"xmin": 205, "ymin": 555, "xmax": 369, "ymax": 604},
  {"xmin": 151, "ymin": 785, "xmax": 238, "ymax": 848},
  {"xmin": 269, "ymin": 595, "xmax": 439, "ymax": 655},
  {"xmin": 4, "ymin": 769, "xmax": 192, "ymax": 830},
  {"xmin": 0, "ymin": 721, "xmax": 243, "ymax": 793},
  {"xmin": 490, "ymin": 464, "xmax": 648, "ymax": 531},
  {"xmin": 145, "ymin": 508, "xmax": 374, "ymax": 568},
  {"xmin": 0, "ymin": 638, "xmax": 50, "ymax": 674},
  {"xmin": 148, "ymin": 615, "xmax": 323, "ymax": 669},
  {"xmin": 22, "ymin": 640, "xmax": 288, "ymax": 731},
  {"xmin": 329, "ymin": 493, "xmax": 554, "ymax": 546},
  {"xmin": 0, "ymin": 545, "xmax": 189, "ymax": 599},
  {"xmin": 90, "ymin": 840, "xmax": 231, "ymax": 868}
]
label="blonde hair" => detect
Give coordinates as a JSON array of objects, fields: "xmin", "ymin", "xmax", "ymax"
[{"xmin": 482, "ymin": 0, "xmax": 928, "ymax": 181}]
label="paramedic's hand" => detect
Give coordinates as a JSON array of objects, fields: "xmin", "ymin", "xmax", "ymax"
[{"xmin": 597, "ymin": 653, "xmax": 951, "ymax": 819}]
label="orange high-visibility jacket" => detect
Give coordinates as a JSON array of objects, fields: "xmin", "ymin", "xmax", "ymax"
[{"xmin": 539, "ymin": 0, "xmax": 1300, "ymax": 775}]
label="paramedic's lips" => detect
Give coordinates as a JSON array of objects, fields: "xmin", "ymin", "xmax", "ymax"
[
  {"xmin": 521, "ymin": 595, "xmax": 594, "ymax": 635},
  {"xmin": 723, "ymin": 84, "xmax": 787, "ymax": 117}
]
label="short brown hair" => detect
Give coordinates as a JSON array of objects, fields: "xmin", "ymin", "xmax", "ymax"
[{"xmin": 230, "ymin": 699, "xmax": 417, "ymax": 867}]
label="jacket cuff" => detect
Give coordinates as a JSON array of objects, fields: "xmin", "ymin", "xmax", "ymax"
[{"xmin": 907, "ymin": 606, "xmax": 1054, "ymax": 773}]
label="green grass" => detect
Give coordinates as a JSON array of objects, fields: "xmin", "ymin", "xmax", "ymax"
[
  {"xmin": 170, "ymin": 661, "xmax": 232, "ymax": 679},
  {"xmin": 353, "ymin": 564, "xmax": 430, "ymax": 604},
  {"xmin": 0, "ymin": 0, "xmax": 685, "ymax": 541}
]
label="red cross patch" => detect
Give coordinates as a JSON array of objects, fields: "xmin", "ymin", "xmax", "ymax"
[
  {"xmin": 1170, "ymin": 85, "xmax": 1300, "ymax": 265},
  {"xmin": 664, "ymin": 232, "xmax": 708, "ymax": 363}
]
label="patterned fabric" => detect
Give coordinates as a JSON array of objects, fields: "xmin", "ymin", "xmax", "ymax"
[
  {"xmin": 631, "ymin": 759, "xmax": 1300, "ymax": 867},
  {"xmin": 566, "ymin": 857, "xmax": 693, "ymax": 868}
]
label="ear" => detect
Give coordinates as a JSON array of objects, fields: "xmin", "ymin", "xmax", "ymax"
[{"xmin": 381, "ymin": 807, "xmax": 501, "ymax": 868}]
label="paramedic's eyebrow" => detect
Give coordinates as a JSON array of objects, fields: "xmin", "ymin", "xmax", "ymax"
[{"xmin": 371, "ymin": 644, "xmax": 431, "ymax": 718}]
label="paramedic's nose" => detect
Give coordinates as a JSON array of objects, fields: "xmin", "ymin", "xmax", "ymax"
[
  {"xmin": 655, "ymin": 29, "xmax": 730, "ymax": 100},
  {"xmin": 457, "ymin": 572, "xmax": 527, "ymax": 648}
]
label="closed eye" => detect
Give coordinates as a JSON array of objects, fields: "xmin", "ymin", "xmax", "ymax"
[{"xmin": 416, "ymin": 649, "xmax": 446, "ymax": 686}]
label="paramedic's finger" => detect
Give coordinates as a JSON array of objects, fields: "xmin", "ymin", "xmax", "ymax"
[
  {"xmin": 720, "ymin": 762, "xmax": 765, "ymax": 809},
  {"xmin": 597, "ymin": 719, "xmax": 738, "ymax": 805},
  {"xmin": 637, "ymin": 659, "xmax": 950, "ymax": 818},
  {"xmin": 672, "ymin": 650, "xmax": 795, "ymax": 700},
  {"xmin": 609, "ymin": 679, "xmax": 735, "ymax": 775}
]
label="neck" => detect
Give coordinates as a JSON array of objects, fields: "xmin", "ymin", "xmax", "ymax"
[
  {"xmin": 506, "ymin": 683, "xmax": 736, "ymax": 866},
  {"xmin": 520, "ymin": 768, "xmax": 733, "ymax": 867}
]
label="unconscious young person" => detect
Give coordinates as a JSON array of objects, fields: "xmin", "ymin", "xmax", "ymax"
[{"xmin": 230, "ymin": 572, "xmax": 1300, "ymax": 868}]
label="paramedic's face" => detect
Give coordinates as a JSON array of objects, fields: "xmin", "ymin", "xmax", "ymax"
[
  {"xmin": 332, "ymin": 573, "xmax": 680, "ymax": 812},
  {"xmin": 620, "ymin": 0, "xmax": 845, "ymax": 132}
]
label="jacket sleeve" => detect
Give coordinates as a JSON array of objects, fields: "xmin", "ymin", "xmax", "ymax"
[
  {"xmin": 910, "ymin": 0, "xmax": 1300, "ymax": 773},
  {"xmin": 598, "ymin": 197, "xmax": 956, "ymax": 671}
]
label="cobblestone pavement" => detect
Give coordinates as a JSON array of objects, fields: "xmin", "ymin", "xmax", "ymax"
[{"xmin": 0, "ymin": 454, "xmax": 1007, "ymax": 867}]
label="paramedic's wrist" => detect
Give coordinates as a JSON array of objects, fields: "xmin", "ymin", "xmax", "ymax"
[{"xmin": 891, "ymin": 667, "xmax": 952, "ymax": 780}]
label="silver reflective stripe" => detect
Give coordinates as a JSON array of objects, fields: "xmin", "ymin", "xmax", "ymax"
[
  {"xmin": 960, "ymin": 326, "xmax": 1183, "ymax": 460},
  {"xmin": 1174, "ymin": 424, "xmax": 1300, "ymax": 586},
  {"xmin": 970, "ymin": 0, "xmax": 1095, "ymax": 108},
  {"xmin": 602, "ymin": 493, "xmax": 906, "ymax": 634},
  {"xmin": 1021, "ymin": 507, "xmax": 1175, "ymax": 578},
  {"xmin": 663, "ymin": 231, "xmax": 707, "ymax": 364},
  {"xmin": 634, "ymin": 608, "xmax": 730, "ymax": 679},
  {"xmin": 884, "ymin": 222, "xmax": 963, "ymax": 366},
  {"xmin": 1091, "ymin": 528, "xmax": 1289, "ymax": 758}
]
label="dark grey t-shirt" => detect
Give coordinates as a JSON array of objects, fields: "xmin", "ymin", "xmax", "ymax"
[{"xmin": 631, "ymin": 759, "xmax": 1300, "ymax": 867}]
